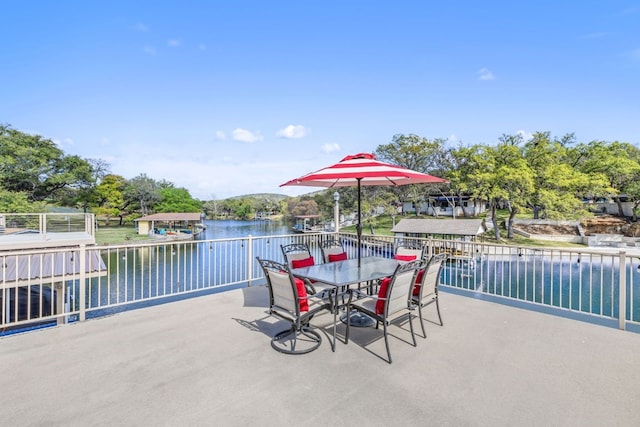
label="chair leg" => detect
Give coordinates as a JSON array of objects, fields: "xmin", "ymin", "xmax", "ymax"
[
  {"xmin": 435, "ymin": 297, "xmax": 443, "ymax": 326},
  {"xmin": 271, "ymin": 325, "xmax": 322, "ymax": 355},
  {"xmin": 333, "ymin": 291, "xmax": 339, "ymax": 349},
  {"xmin": 408, "ymin": 312, "xmax": 416, "ymax": 347},
  {"xmin": 383, "ymin": 322, "xmax": 392, "ymax": 364},
  {"xmin": 345, "ymin": 305, "xmax": 351, "ymax": 343},
  {"xmin": 418, "ymin": 304, "xmax": 427, "ymax": 339}
]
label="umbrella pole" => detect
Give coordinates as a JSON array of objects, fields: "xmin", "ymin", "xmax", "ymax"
[{"xmin": 357, "ymin": 178, "xmax": 362, "ymax": 267}]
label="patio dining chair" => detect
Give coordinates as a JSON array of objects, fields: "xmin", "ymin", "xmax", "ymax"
[
  {"xmin": 366, "ymin": 241, "xmax": 425, "ymax": 295},
  {"xmin": 281, "ymin": 243, "xmax": 333, "ymax": 297},
  {"xmin": 412, "ymin": 253, "xmax": 447, "ymax": 338},
  {"xmin": 257, "ymin": 258, "xmax": 334, "ymax": 354},
  {"xmin": 320, "ymin": 239, "xmax": 348, "ymax": 263},
  {"xmin": 345, "ymin": 259, "xmax": 423, "ymax": 363},
  {"xmin": 393, "ymin": 241, "xmax": 426, "ymax": 262}
]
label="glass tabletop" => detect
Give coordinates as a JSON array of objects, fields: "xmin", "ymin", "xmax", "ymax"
[{"xmin": 291, "ymin": 256, "xmax": 398, "ymax": 287}]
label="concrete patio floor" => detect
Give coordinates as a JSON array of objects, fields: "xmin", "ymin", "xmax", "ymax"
[{"xmin": 1, "ymin": 286, "xmax": 639, "ymax": 426}]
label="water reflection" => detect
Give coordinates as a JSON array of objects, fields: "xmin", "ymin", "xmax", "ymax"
[{"xmin": 197, "ymin": 219, "xmax": 291, "ymax": 240}]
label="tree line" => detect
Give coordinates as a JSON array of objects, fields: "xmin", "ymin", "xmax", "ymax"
[
  {"xmin": 0, "ymin": 124, "xmax": 200, "ymax": 225},
  {"xmin": 287, "ymin": 133, "xmax": 640, "ymax": 241},
  {"xmin": 3, "ymin": 124, "xmax": 639, "ymax": 239}
]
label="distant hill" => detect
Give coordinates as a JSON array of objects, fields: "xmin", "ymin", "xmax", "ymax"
[
  {"xmin": 221, "ymin": 190, "xmax": 327, "ymax": 201},
  {"xmin": 224, "ymin": 193, "xmax": 289, "ymax": 201}
]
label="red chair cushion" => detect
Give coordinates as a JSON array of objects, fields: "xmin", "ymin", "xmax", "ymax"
[
  {"xmin": 294, "ymin": 277, "xmax": 309, "ymax": 312},
  {"xmin": 394, "ymin": 254, "xmax": 417, "ymax": 262},
  {"xmin": 291, "ymin": 256, "xmax": 314, "ymax": 269},
  {"xmin": 328, "ymin": 252, "xmax": 348, "ymax": 262},
  {"xmin": 413, "ymin": 269, "xmax": 425, "ymax": 296},
  {"xmin": 376, "ymin": 277, "xmax": 392, "ymax": 314}
]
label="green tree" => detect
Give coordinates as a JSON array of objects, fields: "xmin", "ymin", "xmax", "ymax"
[
  {"xmin": 520, "ymin": 132, "xmax": 604, "ymax": 220},
  {"xmin": 0, "ymin": 124, "xmax": 95, "ymax": 202},
  {"xmin": 375, "ymin": 134, "xmax": 449, "ymax": 203},
  {"xmin": 494, "ymin": 143, "xmax": 535, "ymax": 238},
  {"xmin": 441, "ymin": 144, "xmax": 485, "ymax": 218},
  {"xmin": 572, "ymin": 140, "xmax": 640, "ymax": 217},
  {"xmin": 123, "ymin": 174, "xmax": 162, "ymax": 215},
  {"xmin": 94, "ymin": 174, "xmax": 126, "ymax": 226},
  {"xmin": 289, "ymin": 198, "xmax": 319, "ymax": 217},
  {"xmin": 375, "ymin": 134, "xmax": 445, "ymax": 173},
  {"xmin": 72, "ymin": 158, "xmax": 110, "ymax": 213},
  {"xmin": 463, "ymin": 143, "xmax": 534, "ymax": 240},
  {"xmin": 155, "ymin": 187, "xmax": 201, "ymax": 213},
  {"xmin": 0, "ymin": 189, "xmax": 46, "ymax": 212}
]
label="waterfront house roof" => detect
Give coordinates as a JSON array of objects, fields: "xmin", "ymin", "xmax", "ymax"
[
  {"xmin": 2, "ymin": 249, "xmax": 107, "ymax": 287},
  {"xmin": 390, "ymin": 218, "xmax": 486, "ymax": 236}
]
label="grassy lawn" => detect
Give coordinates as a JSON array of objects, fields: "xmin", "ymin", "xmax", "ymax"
[{"xmin": 95, "ymin": 224, "xmax": 153, "ymax": 245}]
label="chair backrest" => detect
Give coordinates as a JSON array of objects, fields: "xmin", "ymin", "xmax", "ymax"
[
  {"xmin": 281, "ymin": 243, "xmax": 313, "ymax": 266},
  {"xmin": 257, "ymin": 257, "xmax": 301, "ymax": 315},
  {"xmin": 384, "ymin": 259, "xmax": 422, "ymax": 316},
  {"xmin": 394, "ymin": 242, "xmax": 425, "ymax": 262},
  {"xmin": 418, "ymin": 253, "xmax": 447, "ymax": 300},
  {"xmin": 320, "ymin": 239, "xmax": 346, "ymax": 263}
]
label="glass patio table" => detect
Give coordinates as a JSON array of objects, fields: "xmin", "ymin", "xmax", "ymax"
[{"xmin": 291, "ymin": 256, "xmax": 399, "ymax": 327}]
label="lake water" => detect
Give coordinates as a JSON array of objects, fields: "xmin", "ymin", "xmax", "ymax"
[
  {"xmin": 197, "ymin": 219, "xmax": 291, "ymax": 240},
  {"xmin": 4, "ymin": 219, "xmax": 639, "ymax": 334}
]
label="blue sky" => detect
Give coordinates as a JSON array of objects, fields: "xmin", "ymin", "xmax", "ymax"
[{"xmin": 1, "ymin": 1, "xmax": 639, "ymax": 200}]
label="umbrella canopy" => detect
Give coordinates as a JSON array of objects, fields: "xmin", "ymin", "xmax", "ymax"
[
  {"xmin": 281, "ymin": 153, "xmax": 448, "ymax": 265},
  {"xmin": 280, "ymin": 153, "xmax": 448, "ymax": 188}
]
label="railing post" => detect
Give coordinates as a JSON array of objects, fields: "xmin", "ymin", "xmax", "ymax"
[
  {"xmin": 618, "ymin": 251, "xmax": 626, "ymax": 330},
  {"xmin": 40, "ymin": 213, "xmax": 46, "ymax": 237},
  {"xmin": 79, "ymin": 244, "xmax": 87, "ymax": 322},
  {"xmin": 427, "ymin": 236, "xmax": 433, "ymax": 258},
  {"xmin": 247, "ymin": 235, "xmax": 253, "ymax": 286}
]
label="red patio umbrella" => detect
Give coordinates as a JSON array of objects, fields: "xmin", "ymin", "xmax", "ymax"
[{"xmin": 281, "ymin": 153, "xmax": 448, "ymax": 265}]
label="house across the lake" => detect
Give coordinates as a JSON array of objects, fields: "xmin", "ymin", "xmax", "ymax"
[{"xmin": 402, "ymin": 194, "xmax": 487, "ymax": 217}]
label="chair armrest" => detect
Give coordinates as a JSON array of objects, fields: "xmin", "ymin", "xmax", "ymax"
[
  {"xmin": 347, "ymin": 288, "xmax": 382, "ymax": 305},
  {"xmin": 300, "ymin": 277, "xmax": 317, "ymax": 295}
]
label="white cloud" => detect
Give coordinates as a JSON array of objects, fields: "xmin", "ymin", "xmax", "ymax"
[
  {"xmin": 478, "ymin": 68, "xmax": 495, "ymax": 81},
  {"xmin": 215, "ymin": 131, "xmax": 226, "ymax": 140},
  {"xmin": 53, "ymin": 137, "xmax": 74, "ymax": 148},
  {"xmin": 232, "ymin": 128, "xmax": 263, "ymax": 143},
  {"xmin": 134, "ymin": 23, "xmax": 149, "ymax": 32},
  {"xmin": 111, "ymin": 154, "xmax": 312, "ymax": 199},
  {"xmin": 167, "ymin": 39, "xmax": 181, "ymax": 48},
  {"xmin": 276, "ymin": 124, "xmax": 309, "ymax": 139},
  {"xmin": 143, "ymin": 45, "xmax": 156, "ymax": 56},
  {"xmin": 516, "ymin": 130, "xmax": 534, "ymax": 141},
  {"xmin": 320, "ymin": 143, "xmax": 340, "ymax": 153}
]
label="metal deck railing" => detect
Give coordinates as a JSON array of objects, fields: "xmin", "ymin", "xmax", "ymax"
[{"xmin": 1, "ymin": 232, "xmax": 639, "ymax": 334}]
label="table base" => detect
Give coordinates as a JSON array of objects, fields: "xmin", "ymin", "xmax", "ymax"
[{"xmin": 340, "ymin": 311, "xmax": 376, "ymax": 327}]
